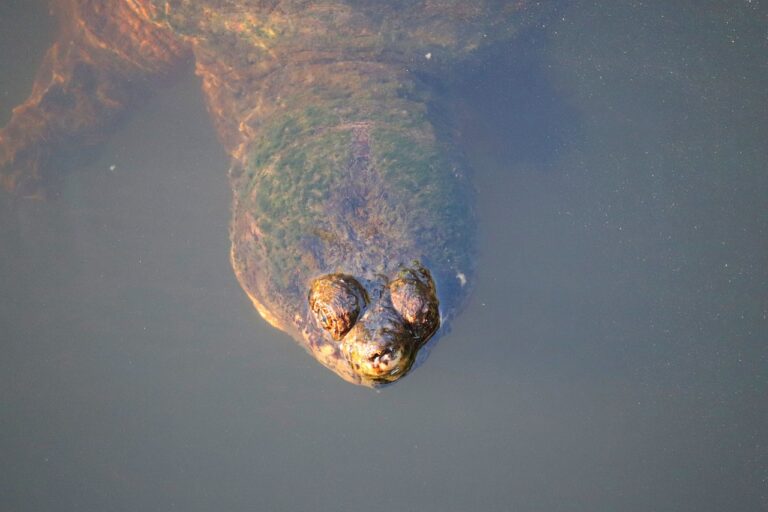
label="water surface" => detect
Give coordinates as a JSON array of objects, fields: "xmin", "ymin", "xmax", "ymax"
[{"xmin": 1, "ymin": 1, "xmax": 766, "ymax": 511}]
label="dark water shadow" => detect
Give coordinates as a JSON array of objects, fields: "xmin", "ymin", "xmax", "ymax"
[{"xmin": 447, "ymin": 28, "xmax": 581, "ymax": 170}]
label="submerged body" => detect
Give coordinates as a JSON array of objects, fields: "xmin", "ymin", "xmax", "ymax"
[{"xmin": 0, "ymin": 0, "xmax": 540, "ymax": 386}]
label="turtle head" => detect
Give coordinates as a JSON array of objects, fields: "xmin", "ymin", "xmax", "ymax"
[{"xmin": 308, "ymin": 264, "xmax": 440, "ymax": 385}]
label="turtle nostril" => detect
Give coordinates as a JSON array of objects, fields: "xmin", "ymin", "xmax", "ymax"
[{"xmin": 369, "ymin": 347, "xmax": 397, "ymax": 368}]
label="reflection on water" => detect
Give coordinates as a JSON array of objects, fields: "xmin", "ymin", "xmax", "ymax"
[{"xmin": 1, "ymin": 1, "xmax": 766, "ymax": 511}]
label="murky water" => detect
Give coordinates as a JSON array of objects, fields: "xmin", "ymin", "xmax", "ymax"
[{"xmin": 1, "ymin": 2, "xmax": 766, "ymax": 511}]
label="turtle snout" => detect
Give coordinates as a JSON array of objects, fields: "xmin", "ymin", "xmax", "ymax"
[
  {"xmin": 341, "ymin": 309, "xmax": 417, "ymax": 383},
  {"xmin": 361, "ymin": 340, "xmax": 410, "ymax": 377}
]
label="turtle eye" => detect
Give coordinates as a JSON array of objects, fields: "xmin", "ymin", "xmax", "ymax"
[
  {"xmin": 390, "ymin": 271, "xmax": 440, "ymax": 343},
  {"xmin": 309, "ymin": 274, "xmax": 367, "ymax": 340}
]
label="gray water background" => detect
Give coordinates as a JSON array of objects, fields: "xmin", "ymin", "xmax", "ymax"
[{"xmin": 1, "ymin": 1, "xmax": 766, "ymax": 511}]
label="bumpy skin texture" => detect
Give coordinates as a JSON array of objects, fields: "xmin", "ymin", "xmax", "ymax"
[{"xmin": 1, "ymin": 0, "xmax": 540, "ymax": 386}]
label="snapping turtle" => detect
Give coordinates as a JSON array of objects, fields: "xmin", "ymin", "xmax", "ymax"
[{"xmin": 1, "ymin": 0, "xmax": 541, "ymax": 386}]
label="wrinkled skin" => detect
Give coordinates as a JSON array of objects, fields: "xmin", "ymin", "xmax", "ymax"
[{"xmin": 0, "ymin": 0, "xmax": 543, "ymax": 386}]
